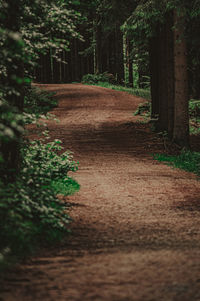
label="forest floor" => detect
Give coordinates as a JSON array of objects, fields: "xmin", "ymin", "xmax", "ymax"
[{"xmin": 1, "ymin": 84, "xmax": 200, "ymax": 301}]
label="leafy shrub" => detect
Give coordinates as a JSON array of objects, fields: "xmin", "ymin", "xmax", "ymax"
[
  {"xmin": 0, "ymin": 85, "xmax": 80, "ymax": 269},
  {"xmin": 0, "ymin": 86, "xmax": 57, "ymax": 172},
  {"xmin": 51, "ymin": 177, "xmax": 80, "ymax": 196},
  {"xmin": 134, "ymin": 102, "xmax": 151, "ymax": 116},
  {"xmin": 0, "ymin": 88, "xmax": 57, "ymax": 179},
  {"xmin": 140, "ymin": 75, "xmax": 151, "ymax": 89},
  {"xmin": 82, "ymin": 72, "xmax": 117, "ymax": 85},
  {"xmin": 0, "ymin": 136, "xmax": 79, "ymax": 266},
  {"xmin": 154, "ymin": 150, "xmax": 200, "ymax": 176},
  {"xmin": 24, "ymin": 86, "xmax": 57, "ymax": 116}
]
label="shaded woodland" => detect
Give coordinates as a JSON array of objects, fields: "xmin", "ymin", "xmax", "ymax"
[
  {"xmin": 34, "ymin": 1, "xmax": 200, "ymax": 146},
  {"xmin": 0, "ymin": 0, "xmax": 200, "ymax": 265}
]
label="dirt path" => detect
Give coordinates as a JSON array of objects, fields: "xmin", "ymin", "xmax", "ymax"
[{"xmin": 1, "ymin": 84, "xmax": 200, "ymax": 301}]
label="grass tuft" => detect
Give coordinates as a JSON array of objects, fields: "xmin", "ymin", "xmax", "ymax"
[{"xmin": 154, "ymin": 150, "xmax": 200, "ymax": 177}]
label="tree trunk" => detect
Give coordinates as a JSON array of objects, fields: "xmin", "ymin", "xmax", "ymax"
[
  {"xmin": 126, "ymin": 36, "xmax": 133, "ymax": 87},
  {"xmin": 95, "ymin": 23, "xmax": 102, "ymax": 74},
  {"xmin": 149, "ymin": 30, "xmax": 160, "ymax": 119},
  {"xmin": 46, "ymin": 50, "xmax": 52, "ymax": 83},
  {"xmin": 166, "ymin": 11, "xmax": 175, "ymax": 138},
  {"xmin": 115, "ymin": 24, "xmax": 124, "ymax": 83},
  {"xmin": 74, "ymin": 39, "xmax": 81, "ymax": 81},
  {"xmin": 156, "ymin": 23, "xmax": 169, "ymax": 132},
  {"xmin": 109, "ymin": 32, "xmax": 116, "ymax": 76},
  {"xmin": 2, "ymin": 0, "xmax": 25, "ymax": 178},
  {"xmin": 173, "ymin": 10, "xmax": 190, "ymax": 147}
]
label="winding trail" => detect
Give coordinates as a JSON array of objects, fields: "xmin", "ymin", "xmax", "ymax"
[{"xmin": 1, "ymin": 84, "xmax": 200, "ymax": 301}]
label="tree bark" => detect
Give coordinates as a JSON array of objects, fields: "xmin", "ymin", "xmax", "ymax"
[
  {"xmin": 166, "ymin": 11, "xmax": 175, "ymax": 138},
  {"xmin": 95, "ymin": 23, "xmax": 102, "ymax": 74},
  {"xmin": 157, "ymin": 22, "xmax": 169, "ymax": 132},
  {"xmin": 115, "ymin": 24, "xmax": 124, "ymax": 83},
  {"xmin": 173, "ymin": 10, "xmax": 190, "ymax": 147},
  {"xmin": 2, "ymin": 0, "xmax": 25, "ymax": 178},
  {"xmin": 149, "ymin": 30, "xmax": 160, "ymax": 119},
  {"xmin": 126, "ymin": 36, "xmax": 133, "ymax": 87}
]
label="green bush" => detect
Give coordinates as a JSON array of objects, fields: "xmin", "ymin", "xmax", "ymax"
[
  {"xmin": 82, "ymin": 72, "xmax": 117, "ymax": 85},
  {"xmin": 0, "ymin": 88, "xmax": 58, "ymax": 180},
  {"xmin": 0, "ymin": 136, "xmax": 79, "ymax": 266},
  {"xmin": 24, "ymin": 86, "xmax": 57, "ymax": 116},
  {"xmin": 134, "ymin": 102, "xmax": 151, "ymax": 116}
]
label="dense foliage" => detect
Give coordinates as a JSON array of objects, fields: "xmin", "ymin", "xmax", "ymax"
[
  {"xmin": 0, "ymin": 86, "xmax": 80, "ymax": 266},
  {"xmin": 82, "ymin": 72, "xmax": 117, "ymax": 84},
  {"xmin": 24, "ymin": 86, "xmax": 57, "ymax": 116},
  {"xmin": 0, "ymin": 134, "xmax": 79, "ymax": 265},
  {"xmin": 0, "ymin": 0, "xmax": 81, "ymax": 267}
]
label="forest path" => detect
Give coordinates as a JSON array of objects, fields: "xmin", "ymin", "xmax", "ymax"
[{"xmin": 1, "ymin": 84, "xmax": 200, "ymax": 301}]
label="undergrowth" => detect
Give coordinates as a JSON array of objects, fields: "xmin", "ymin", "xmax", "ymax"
[
  {"xmin": 134, "ymin": 97, "xmax": 200, "ymax": 134},
  {"xmin": 134, "ymin": 102, "xmax": 151, "ymax": 118},
  {"xmin": 154, "ymin": 151, "xmax": 200, "ymax": 177},
  {"xmin": 82, "ymin": 73, "xmax": 151, "ymax": 100},
  {"xmin": 82, "ymin": 72, "xmax": 117, "ymax": 85},
  {"xmin": 0, "ymin": 87, "xmax": 80, "ymax": 270},
  {"xmin": 24, "ymin": 86, "xmax": 57, "ymax": 116},
  {"xmin": 189, "ymin": 99, "xmax": 200, "ymax": 135},
  {"xmin": 0, "ymin": 136, "xmax": 79, "ymax": 270},
  {"xmin": 96, "ymin": 82, "xmax": 151, "ymax": 100},
  {"xmin": 133, "ymin": 97, "xmax": 200, "ymax": 176}
]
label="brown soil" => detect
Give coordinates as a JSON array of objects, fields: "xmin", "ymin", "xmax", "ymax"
[{"xmin": 1, "ymin": 84, "xmax": 200, "ymax": 301}]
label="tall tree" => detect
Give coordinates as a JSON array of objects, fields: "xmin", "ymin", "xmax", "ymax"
[
  {"xmin": 0, "ymin": 0, "xmax": 25, "ymax": 176},
  {"xmin": 123, "ymin": 0, "xmax": 192, "ymax": 148},
  {"xmin": 173, "ymin": 9, "xmax": 189, "ymax": 146}
]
